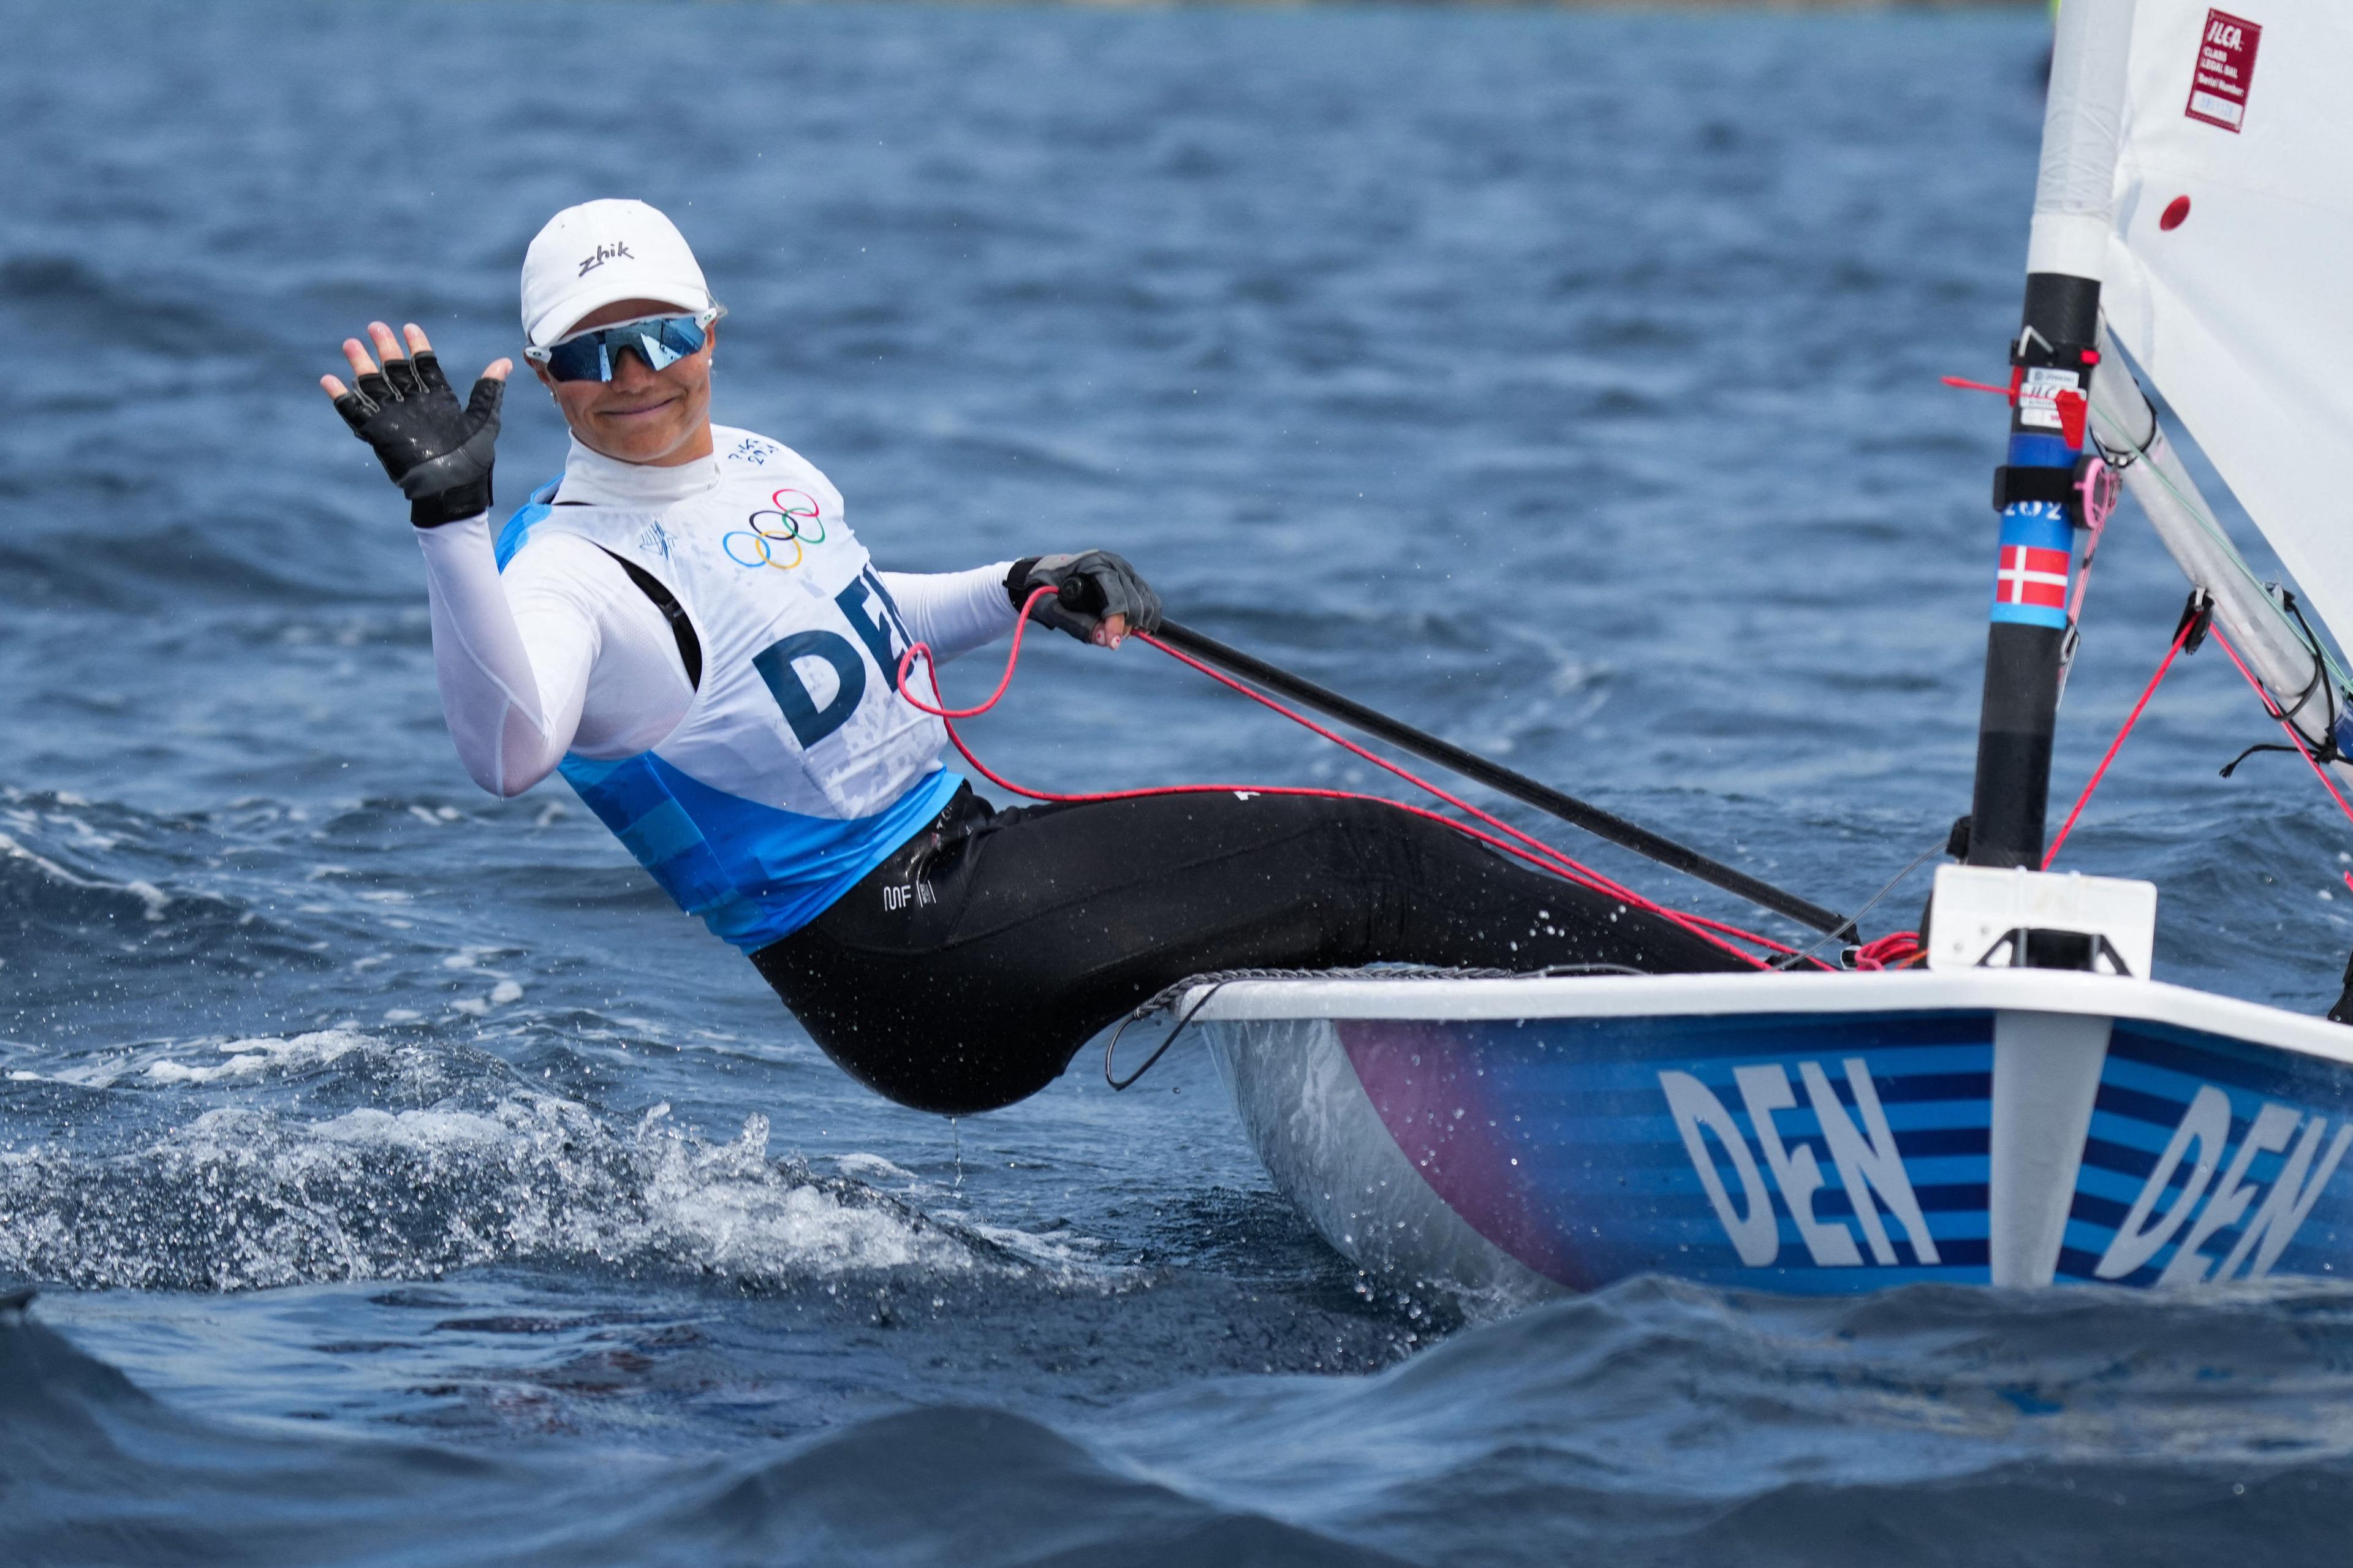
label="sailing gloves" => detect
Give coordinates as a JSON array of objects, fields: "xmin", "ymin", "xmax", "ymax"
[
  {"xmin": 1006, "ymin": 551, "xmax": 1164, "ymax": 642},
  {"xmin": 332, "ymin": 351, "xmax": 505, "ymax": 527}
]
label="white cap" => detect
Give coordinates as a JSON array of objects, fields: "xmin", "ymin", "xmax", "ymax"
[{"xmin": 520, "ymin": 199, "xmax": 714, "ymax": 348}]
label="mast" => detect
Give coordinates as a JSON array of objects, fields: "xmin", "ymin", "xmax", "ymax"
[{"xmin": 1964, "ymin": 0, "xmax": 2137, "ymax": 869}]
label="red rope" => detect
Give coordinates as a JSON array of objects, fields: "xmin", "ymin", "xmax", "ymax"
[
  {"xmin": 2210, "ymin": 626, "xmax": 2353, "ymax": 832},
  {"xmin": 895, "ymin": 594, "xmax": 1822, "ymax": 970},
  {"xmin": 2043, "ymin": 614, "xmax": 2195, "ymax": 868},
  {"xmin": 1851, "ymin": 931, "xmax": 1925, "ymax": 971},
  {"xmin": 2044, "ymin": 614, "xmax": 2353, "ymax": 870}
]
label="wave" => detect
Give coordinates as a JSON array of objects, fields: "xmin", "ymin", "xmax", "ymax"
[
  {"xmin": 1085, "ymin": 1273, "xmax": 2353, "ymax": 1566},
  {"xmin": 0, "ymin": 1301, "xmax": 559, "ymax": 1567},
  {"xmin": 0, "ymin": 1300, "xmax": 1402, "ymax": 1568},
  {"xmin": 12, "ymin": 1272, "xmax": 2353, "ymax": 1567},
  {"xmin": 0, "ymin": 792, "xmax": 337, "ymax": 1036},
  {"xmin": 0, "ymin": 1027, "xmax": 1024, "ymax": 1294},
  {"xmin": 613, "ymin": 1403, "xmax": 1407, "ymax": 1567}
]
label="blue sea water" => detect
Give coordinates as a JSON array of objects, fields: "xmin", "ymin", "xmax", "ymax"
[{"xmin": 6, "ymin": 2, "xmax": 2353, "ymax": 1562}]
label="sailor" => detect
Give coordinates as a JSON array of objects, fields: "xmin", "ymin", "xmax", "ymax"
[{"xmin": 323, "ymin": 199, "xmax": 1745, "ymax": 1115}]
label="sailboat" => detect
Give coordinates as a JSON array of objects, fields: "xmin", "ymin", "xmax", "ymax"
[{"xmin": 1183, "ymin": 0, "xmax": 2353, "ymax": 1300}]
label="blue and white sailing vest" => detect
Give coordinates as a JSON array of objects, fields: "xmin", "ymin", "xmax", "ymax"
[{"xmin": 496, "ymin": 431, "xmax": 961, "ymax": 952}]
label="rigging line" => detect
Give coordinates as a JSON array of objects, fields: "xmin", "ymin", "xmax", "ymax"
[
  {"xmin": 2272, "ymin": 591, "xmax": 2342, "ymax": 750},
  {"xmin": 1134, "ymin": 634, "xmax": 1824, "ymax": 962},
  {"xmin": 895, "ymin": 594, "xmax": 1822, "ymax": 969},
  {"xmin": 1850, "ymin": 931, "xmax": 1926, "ymax": 971},
  {"xmin": 2087, "ymin": 377, "xmax": 2158, "ymax": 471},
  {"xmin": 930, "ymin": 721, "xmax": 1779, "ymax": 968},
  {"xmin": 2044, "ymin": 611, "xmax": 2197, "ymax": 868},
  {"xmin": 1105, "ymin": 979, "xmax": 1225, "ymax": 1091},
  {"xmin": 1135, "ymin": 630, "xmax": 1770, "ymax": 941},
  {"xmin": 1146, "ymin": 619, "xmax": 1855, "ymax": 937},
  {"xmin": 1770, "ymin": 835, "xmax": 1947, "ymax": 971},
  {"xmin": 2211, "ymin": 626, "xmax": 2353, "ymax": 834}
]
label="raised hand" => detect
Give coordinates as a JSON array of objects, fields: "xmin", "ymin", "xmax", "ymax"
[{"xmin": 322, "ymin": 322, "xmax": 512, "ymax": 526}]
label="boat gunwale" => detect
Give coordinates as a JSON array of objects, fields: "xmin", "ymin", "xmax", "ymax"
[{"xmin": 1183, "ymin": 969, "xmax": 2353, "ymax": 1067}]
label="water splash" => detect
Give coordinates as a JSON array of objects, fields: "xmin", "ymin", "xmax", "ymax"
[{"xmin": 0, "ymin": 1031, "xmax": 1004, "ymax": 1293}]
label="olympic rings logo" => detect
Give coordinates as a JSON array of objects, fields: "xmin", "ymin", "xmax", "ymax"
[{"xmin": 722, "ymin": 489, "xmax": 828, "ymax": 570}]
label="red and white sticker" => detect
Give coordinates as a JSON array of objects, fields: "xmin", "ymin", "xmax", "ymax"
[
  {"xmin": 2186, "ymin": 8, "xmax": 2262, "ymax": 132},
  {"xmin": 2017, "ymin": 366, "xmax": 2081, "ymax": 433},
  {"xmin": 1997, "ymin": 545, "xmax": 2071, "ymax": 610}
]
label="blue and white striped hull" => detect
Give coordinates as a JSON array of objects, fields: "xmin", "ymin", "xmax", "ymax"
[{"xmin": 1196, "ymin": 971, "xmax": 2353, "ymax": 1301}]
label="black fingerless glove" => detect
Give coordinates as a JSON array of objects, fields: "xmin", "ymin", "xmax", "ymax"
[
  {"xmin": 332, "ymin": 351, "xmax": 504, "ymax": 527},
  {"xmin": 1005, "ymin": 551, "xmax": 1163, "ymax": 641}
]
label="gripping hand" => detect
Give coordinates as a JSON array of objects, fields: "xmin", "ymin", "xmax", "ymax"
[
  {"xmin": 326, "ymin": 324, "xmax": 507, "ymax": 527},
  {"xmin": 1007, "ymin": 551, "xmax": 1164, "ymax": 645}
]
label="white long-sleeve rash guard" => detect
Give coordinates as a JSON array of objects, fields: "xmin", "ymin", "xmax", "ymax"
[{"xmin": 413, "ymin": 437, "xmax": 1018, "ymax": 799}]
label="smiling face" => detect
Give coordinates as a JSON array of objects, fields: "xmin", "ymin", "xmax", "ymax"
[{"xmin": 531, "ymin": 297, "xmax": 716, "ymax": 467}]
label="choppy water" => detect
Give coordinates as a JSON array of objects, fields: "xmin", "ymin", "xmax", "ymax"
[{"xmin": 7, "ymin": 2, "xmax": 2353, "ymax": 1562}]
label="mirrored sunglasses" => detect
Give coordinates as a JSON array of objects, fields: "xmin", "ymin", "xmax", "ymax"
[{"xmin": 525, "ymin": 309, "xmax": 721, "ymax": 384}]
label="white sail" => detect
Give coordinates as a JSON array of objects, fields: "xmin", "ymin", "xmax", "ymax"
[{"xmin": 2102, "ymin": 2, "xmax": 2353, "ymax": 667}]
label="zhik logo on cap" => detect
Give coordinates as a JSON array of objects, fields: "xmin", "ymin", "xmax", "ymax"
[{"xmin": 577, "ymin": 241, "xmax": 634, "ymax": 278}]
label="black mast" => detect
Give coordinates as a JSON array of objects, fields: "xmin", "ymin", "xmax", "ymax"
[
  {"xmin": 1965, "ymin": 274, "xmax": 2103, "ymax": 870},
  {"xmin": 1960, "ymin": 0, "xmax": 2130, "ymax": 872}
]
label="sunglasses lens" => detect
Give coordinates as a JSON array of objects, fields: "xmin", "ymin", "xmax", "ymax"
[
  {"xmin": 543, "ymin": 316, "xmax": 708, "ymax": 382},
  {"xmin": 544, "ymin": 338, "xmax": 608, "ymax": 382},
  {"xmin": 652, "ymin": 317, "xmax": 707, "ymax": 362},
  {"xmin": 631, "ymin": 329, "xmax": 683, "ymax": 373}
]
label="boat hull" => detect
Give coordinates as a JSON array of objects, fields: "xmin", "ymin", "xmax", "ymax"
[{"xmin": 1199, "ymin": 971, "xmax": 2353, "ymax": 1298}]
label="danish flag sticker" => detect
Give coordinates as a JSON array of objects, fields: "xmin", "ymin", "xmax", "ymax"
[
  {"xmin": 1993, "ymin": 543, "xmax": 2072, "ymax": 628},
  {"xmin": 2186, "ymin": 9, "xmax": 2262, "ymax": 132}
]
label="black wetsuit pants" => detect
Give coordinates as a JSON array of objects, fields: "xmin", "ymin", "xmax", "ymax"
[{"xmin": 751, "ymin": 784, "xmax": 1747, "ymax": 1115}]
